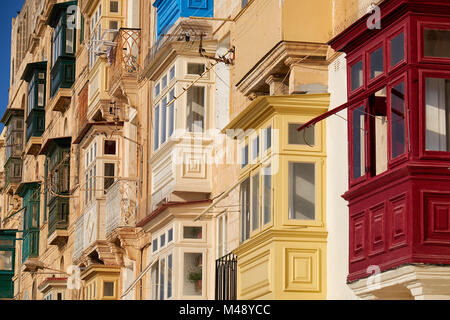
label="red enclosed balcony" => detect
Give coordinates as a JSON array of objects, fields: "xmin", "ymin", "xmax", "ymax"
[{"xmin": 327, "ymin": 0, "xmax": 450, "ymax": 287}]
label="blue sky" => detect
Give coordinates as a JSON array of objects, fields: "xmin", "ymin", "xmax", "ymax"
[{"xmin": 0, "ymin": 0, "xmax": 25, "ymax": 130}]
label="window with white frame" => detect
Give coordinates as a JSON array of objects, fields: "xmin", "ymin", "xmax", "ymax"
[
  {"xmin": 186, "ymin": 86, "xmax": 205, "ymax": 133},
  {"xmin": 183, "ymin": 252, "xmax": 202, "ymax": 296},
  {"xmin": 85, "ymin": 142, "xmax": 97, "ymax": 205},
  {"xmin": 151, "ymin": 253, "xmax": 173, "ymax": 300},
  {"xmin": 288, "ymin": 162, "xmax": 316, "ymax": 220},
  {"xmin": 154, "ymin": 89, "xmax": 175, "ymax": 151},
  {"xmin": 89, "ymin": 4, "xmax": 102, "ymax": 69},
  {"xmin": 217, "ymin": 214, "xmax": 227, "ymax": 258}
]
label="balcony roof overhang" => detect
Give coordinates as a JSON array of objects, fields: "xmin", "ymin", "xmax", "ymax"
[
  {"xmin": 39, "ymin": 137, "xmax": 72, "ymax": 156},
  {"xmin": 38, "ymin": 277, "xmax": 68, "ymax": 294},
  {"xmin": 0, "ymin": 108, "xmax": 24, "ymax": 126},
  {"xmin": 224, "ymin": 94, "xmax": 330, "ymax": 133},
  {"xmin": 46, "ymin": 1, "xmax": 78, "ymax": 28},
  {"xmin": 16, "ymin": 181, "xmax": 41, "ymax": 198},
  {"xmin": 20, "ymin": 61, "xmax": 47, "ymax": 83},
  {"xmin": 73, "ymin": 121, "xmax": 124, "ymax": 145},
  {"xmin": 328, "ymin": 0, "xmax": 450, "ymax": 53}
]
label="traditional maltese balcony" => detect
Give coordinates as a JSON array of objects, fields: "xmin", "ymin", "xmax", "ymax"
[
  {"xmin": 105, "ymin": 179, "xmax": 137, "ymax": 236},
  {"xmin": 108, "ymin": 28, "xmax": 141, "ymax": 111}
]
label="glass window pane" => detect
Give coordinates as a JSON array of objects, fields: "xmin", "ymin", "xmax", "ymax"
[
  {"xmin": 424, "ymin": 28, "xmax": 450, "ymax": 58},
  {"xmin": 263, "ymin": 126, "xmax": 272, "ymax": 151},
  {"xmin": 352, "ymin": 106, "xmax": 366, "ymax": 179},
  {"xmin": 162, "ymin": 75, "xmax": 167, "ymax": 89},
  {"xmin": 370, "ymin": 47, "xmax": 384, "ymax": 79},
  {"xmin": 155, "ymin": 83, "xmax": 160, "ymax": 97},
  {"xmin": 371, "ymin": 88, "xmax": 388, "ymax": 175},
  {"xmin": 240, "ymin": 178, "xmax": 250, "ymax": 243},
  {"xmin": 110, "ymin": 1, "xmax": 119, "ymax": 13},
  {"xmin": 251, "ymin": 173, "xmax": 260, "ymax": 231},
  {"xmin": 167, "ymin": 254, "xmax": 172, "ymax": 298},
  {"xmin": 0, "ymin": 251, "xmax": 13, "ymax": 271},
  {"xmin": 104, "ymin": 163, "xmax": 115, "ymax": 191},
  {"xmin": 103, "ymin": 282, "xmax": 114, "ymax": 297},
  {"xmin": 152, "ymin": 238, "xmax": 158, "ymax": 252},
  {"xmin": 187, "ymin": 87, "xmax": 205, "ymax": 133},
  {"xmin": 263, "ymin": 166, "xmax": 272, "ymax": 225},
  {"xmin": 390, "ymin": 32, "xmax": 404, "ymax": 67},
  {"xmin": 168, "ymin": 228, "xmax": 173, "ymax": 242},
  {"xmin": 66, "ymin": 28, "xmax": 74, "ymax": 54},
  {"xmin": 151, "ymin": 262, "xmax": 159, "ymax": 300},
  {"xmin": 183, "ymin": 227, "xmax": 202, "ymax": 239},
  {"xmin": 391, "ymin": 82, "xmax": 406, "ymax": 158},
  {"xmin": 160, "ymin": 234, "xmax": 166, "ymax": 247},
  {"xmin": 104, "ymin": 140, "xmax": 116, "ymax": 155},
  {"xmin": 252, "ymin": 136, "xmax": 259, "ymax": 160},
  {"xmin": 38, "ymin": 83, "xmax": 45, "ymax": 107},
  {"xmin": 289, "ymin": 162, "xmax": 315, "ymax": 220},
  {"xmin": 184, "ymin": 253, "xmax": 202, "ymax": 296},
  {"xmin": 425, "ymin": 77, "xmax": 450, "ymax": 151},
  {"xmin": 187, "ymin": 63, "xmax": 205, "ymax": 75},
  {"xmin": 154, "ymin": 105, "xmax": 160, "ymax": 150},
  {"xmin": 161, "ymin": 98, "xmax": 167, "ymax": 144},
  {"xmin": 289, "ymin": 123, "xmax": 315, "ymax": 145},
  {"xmin": 159, "ymin": 258, "xmax": 165, "ymax": 300},
  {"xmin": 170, "ymin": 66, "xmax": 175, "ymax": 80},
  {"xmin": 241, "ymin": 144, "xmax": 248, "ymax": 168},
  {"xmin": 351, "ymin": 60, "xmax": 363, "ymax": 91}
]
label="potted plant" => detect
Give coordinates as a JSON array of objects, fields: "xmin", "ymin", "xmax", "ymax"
[{"xmin": 188, "ymin": 268, "xmax": 202, "ymax": 292}]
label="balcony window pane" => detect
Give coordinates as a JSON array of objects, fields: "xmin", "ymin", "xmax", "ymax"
[
  {"xmin": 289, "ymin": 123, "xmax": 315, "ymax": 145},
  {"xmin": 351, "ymin": 60, "xmax": 363, "ymax": 91},
  {"xmin": 390, "ymin": 32, "xmax": 404, "ymax": 67},
  {"xmin": 263, "ymin": 126, "xmax": 272, "ymax": 151},
  {"xmin": 425, "ymin": 77, "xmax": 450, "ymax": 151},
  {"xmin": 183, "ymin": 253, "xmax": 202, "ymax": 296},
  {"xmin": 104, "ymin": 140, "xmax": 116, "ymax": 155},
  {"xmin": 391, "ymin": 82, "xmax": 407, "ymax": 158},
  {"xmin": 151, "ymin": 262, "xmax": 159, "ymax": 300},
  {"xmin": 241, "ymin": 144, "xmax": 248, "ymax": 168},
  {"xmin": 155, "ymin": 83, "xmax": 160, "ymax": 97},
  {"xmin": 38, "ymin": 83, "xmax": 45, "ymax": 107},
  {"xmin": 0, "ymin": 251, "xmax": 13, "ymax": 271},
  {"xmin": 159, "ymin": 258, "xmax": 165, "ymax": 300},
  {"xmin": 187, "ymin": 63, "xmax": 205, "ymax": 75},
  {"xmin": 152, "ymin": 238, "xmax": 158, "ymax": 252},
  {"xmin": 160, "ymin": 234, "xmax": 166, "ymax": 247},
  {"xmin": 370, "ymin": 47, "xmax": 384, "ymax": 79},
  {"xmin": 162, "ymin": 75, "xmax": 167, "ymax": 89},
  {"xmin": 161, "ymin": 97, "xmax": 167, "ymax": 144},
  {"xmin": 66, "ymin": 28, "xmax": 74, "ymax": 54},
  {"xmin": 289, "ymin": 162, "xmax": 315, "ymax": 220},
  {"xmin": 168, "ymin": 228, "xmax": 173, "ymax": 242},
  {"xmin": 240, "ymin": 178, "xmax": 250, "ymax": 243},
  {"xmin": 110, "ymin": 1, "xmax": 119, "ymax": 13},
  {"xmin": 167, "ymin": 254, "xmax": 172, "ymax": 298},
  {"xmin": 252, "ymin": 136, "xmax": 259, "ymax": 160},
  {"xmin": 371, "ymin": 88, "xmax": 388, "ymax": 175},
  {"xmin": 169, "ymin": 66, "xmax": 175, "ymax": 80},
  {"xmin": 183, "ymin": 227, "xmax": 202, "ymax": 239},
  {"xmin": 187, "ymin": 86, "xmax": 205, "ymax": 133},
  {"xmin": 154, "ymin": 105, "xmax": 160, "ymax": 150},
  {"xmin": 262, "ymin": 165, "xmax": 272, "ymax": 225},
  {"xmin": 103, "ymin": 282, "xmax": 114, "ymax": 297},
  {"xmin": 104, "ymin": 163, "xmax": 115, "ymax": 191},
  {"xmin": 352, "ymin": 106, "xmax": 366, "ymax": 179},
  {"xmin": 168, "ymin": 89, "xmax": 175, "ymax": 137},
  {"xmin": 251, "ymin": 173, "xmax": 260, "ymax": 231},
  {"xmin": 424, "ymin": 28, "xmax": 450, "ymax": 58}
]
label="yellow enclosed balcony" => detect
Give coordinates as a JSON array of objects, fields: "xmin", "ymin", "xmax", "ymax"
[{"xmin": 224, "ymin": 94, "xmax": 329, "ymax": 300}]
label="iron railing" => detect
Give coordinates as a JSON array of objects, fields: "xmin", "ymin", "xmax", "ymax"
[{"xmin": 215, "ymin": 253, "xmax": 237, "ymax": 300}]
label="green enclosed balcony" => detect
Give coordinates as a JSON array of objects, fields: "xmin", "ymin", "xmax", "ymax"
[
  {"xmin": 17, "ymin": 182, "xmax": 41, "ymax": 263},
  {"xmin": 1, "ymin": 109, "xmax": 24, "ymax": 191},
  {"xmin": 40, "ymin": 137, "xmax": 71, "ymax": 246},
  {"xmin": 21, "ymin": 62, "xmax": 47, "ymax": 155},
  {"xmin": 0, "ymin": 230, "xmax": 16, "ymax": 299},
  {"xmin": 47, "ymin": 1, "xmax": 77, "ymax": 111}
]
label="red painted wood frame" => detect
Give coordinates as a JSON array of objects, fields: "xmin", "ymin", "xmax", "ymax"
[{"xmin": 418, "ymin": 69, "xmax": 450, "ymax": 160}]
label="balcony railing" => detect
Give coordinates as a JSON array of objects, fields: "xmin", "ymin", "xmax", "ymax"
[
  {"xmin": 105, "ymin": 180, "xmax": 137, "ymax": 237},
  {"xmin": 109, "ymin": 28, "xmax": 141, "ymax": 87},
  {"xmin": 215, "ymin": 253, "xmax": 237, "ymax": 300}
]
